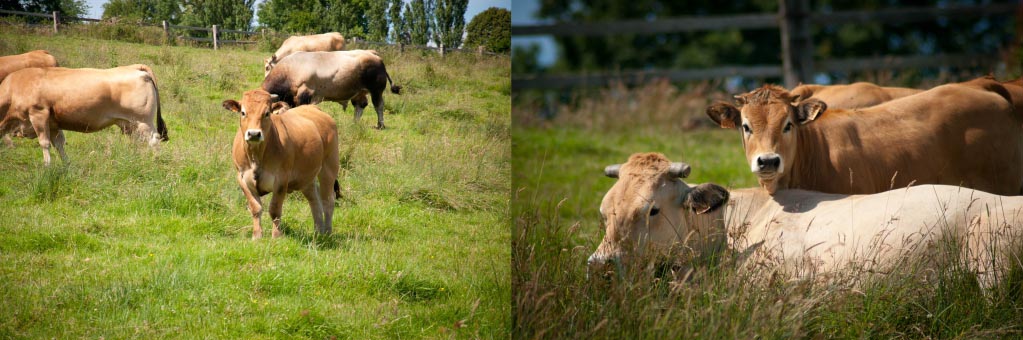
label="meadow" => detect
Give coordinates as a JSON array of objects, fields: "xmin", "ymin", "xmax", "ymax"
[
  {"xmin": 0, "ymin": 27, "xmax": 510, "ymax": 338},
  {"xmin": 513, "ymin": 82, "xmax": 1023, "ymax": 338}
]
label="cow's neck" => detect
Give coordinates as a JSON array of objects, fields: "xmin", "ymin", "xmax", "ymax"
[{"xmin": 788, "ymin": 125, "xmax": 830, "ymax": 191}]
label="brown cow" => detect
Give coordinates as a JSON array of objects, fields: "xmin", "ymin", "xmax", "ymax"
[
  {"xmin": 0, "ymin": 50, "xmax": 58, "ymax": 82},
  {"xmin": 262, "ymin": 50, "xmax": 401, "ymax": 129},
  {"xmin": 222, "ymin": 89, "xmax": 341, "ymax": 240},
  {"xmin": 264, "ymin": 32, "xmax": 346, "ymax": 77},
  {"xmin": 789, "ymin": 82, "xmax": 922, "ymax": 109},
  {"xmin": 590, "ymin": 153, "xmax": 1023, "ymax": 289},
  {"xmin": 0, "ymin": 64, "xmax": 168, "ymax": 165},
  {"xmin": 706, "ymin": 78, "xmax": 1023, "ymax": 195}
]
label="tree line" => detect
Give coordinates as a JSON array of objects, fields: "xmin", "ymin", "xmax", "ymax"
[{"xmin": 0, "ymin": 0, "xmax": 509, "ymax": 53}]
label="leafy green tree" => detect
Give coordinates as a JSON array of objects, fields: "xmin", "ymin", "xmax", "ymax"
[
  {"xmin": 388, "ymin": 0, "xmax": 405, "ymax": 43},
  {"xmin": 101, "ymin": 0, "xmax": 180, "ymax": 23},
  {"xmin": 405, "ymin": 0, "xmax": 432, "ymax": 45},
  {"xmin": 365, "ymin": 0, "xmax": 388, "ymax": 42},
  {"xmin": 1, "ymin": 0, "xmax": 88, "ymax": 18},
  {"xmin": 464, "ymin": 7, "xmax": 509, "ymax": 53},
  {"xmin": 179, "ymin": 0, "xmax": 255, "ymax": 31},
  {"xmin": 324, "ymin": 0, "xmax": 366, "ymax": 38},
  {"xmin": 257, "ymin": 0, "xmax": 323, "ymax": 33},
  {"xmin": 432, "ymin": 0, "xmax": 467, "ymax": 49}
]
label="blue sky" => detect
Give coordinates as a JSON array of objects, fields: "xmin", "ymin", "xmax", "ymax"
[
  {"xmin": 511, "ymin": 0, "xmax": 556, "ymax": 66},
  {"xmin": 82, "ymin": 0, "xmax": 510, "ymax": 28}
]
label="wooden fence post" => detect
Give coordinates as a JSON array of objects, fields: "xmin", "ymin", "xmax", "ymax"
[
  {"xmin": 162, "ymin": 20, "xmax": 169, "ymax": 43},
  {"xmin": 212, "ymin": 25, "xmax": 219, "ymax": 50},
  {"xmin": 51, "ymin": 11, "xmax": 59, "ymax": 33},
  {"xmin": 477, "ymin": 45, "xmax": 484, "ymax": 56},
  {"xmin": 780, "ymin": 0, "xmax": 814, "ymax": 88},
  {"xmin": 398, "ymin": 42, "xmax": 404, "ymax": 54},
  {"xmin": 439, "ymin": 43, "xmax": 445, "ymax": 57}
]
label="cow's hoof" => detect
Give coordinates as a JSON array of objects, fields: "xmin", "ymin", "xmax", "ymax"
[{"xmin": 375, "ymin": 123, "xmax": 385, "ymax": 130}]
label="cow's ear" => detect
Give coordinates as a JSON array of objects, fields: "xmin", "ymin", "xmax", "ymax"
[
  {"xmin": 270, "ymin": 101, "xmax": 290, "ymax": 115},
  {"xmin": 222, "ymin": 100, "xmax": 241, "ymax": 113},
  {"xmin": 794, "ymin": 98, "xmax": 826, "ymax": 124},
  {"xmin": 706, "ymin": 102, "xmax": 741, "ymax": 129},
  {"xmin": 684, "ymin": 183, "xmax": 729, "ymax": 214}
]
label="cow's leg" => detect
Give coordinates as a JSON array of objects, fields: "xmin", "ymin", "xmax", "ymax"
[
  {"xmin": 30, "ymin": 112, "xmax": 53, "ymax": 166},
  {"xmin": 371, "ymin": 91, "xmax": 385, "ymax": 129},
  {"xmin": 52, "ymin": 130, "xmax": 69, "ymax": 164},
  {"xmin": 315, "ymin": 169, "xmax": 337, "ymax": 234},
  {"xmin": 236, "ymin": 173, "xmax": 264, "ymax": 240},
  {"xmin": 268, "ymin": 190, "xmax": 288, "ymax": 238},
  {"xmin": 352, "ymin": 93, "xmax": 369, "ymax": 124},
  {"xmin": 301, "ymin": 185, "xmax": 327, "ymax": 235},
  {"xmin": 134, "ymin": 122, "xmax": 160, "ymax": 147}
]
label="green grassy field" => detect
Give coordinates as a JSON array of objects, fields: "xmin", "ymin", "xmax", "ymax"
[
  {"xmin": 513, "ymin": 87, "xmax": 1023, "ymax": 338},
  {"xmin": 0, "ymin": 30, "xmax": 510, "ymax": 338}
]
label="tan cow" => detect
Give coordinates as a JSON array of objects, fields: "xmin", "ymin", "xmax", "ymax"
[
  {"xmin": 222, "ymin": 89, "xmax": 341, "ymax": 240},
  {"xmin": 0, "ymin": 64, "xmax": 168, "ymax": 165},
  {"xmin": 589, "ymin": 153, "xmax": 1023, "ymax": 288},
  {"xmin": 262, "ymin": 50, "xmax": 401, "ymax": 129},
  {"xmin": 789, "ymin": 82, "xmax": 922, "ymax": 109},
  {"xmin": 706, "ymin": 78, "xmax": 1023, "ymax": 195},
  {"xmin": 0, "ymin": 50, "xmax": 59, "ymax": 147},
  {"xmin": 264, "ymin": 32, "xmax": 346, "ymax": 77}
]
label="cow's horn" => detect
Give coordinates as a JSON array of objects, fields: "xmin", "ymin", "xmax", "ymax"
[
  {"xmin": 668, "ymin": 162, "xmax": 691, "ymax": 178},
  {"xmin": 269, "ymin": 94, "xmax": 279, "ymax": 102},
  {"xmin": 604, "ymin": 164, "xmax": 621, "ymax": 178}
]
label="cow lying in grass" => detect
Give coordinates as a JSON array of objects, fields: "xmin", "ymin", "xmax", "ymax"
[
  {"xmin": 223, "ymin": 89, "xmax": 341, "ymax": 240},
  {"xmin": 707, "ymin": 77, "xmax": 1023, "ymax": 195},
  {"xmin": 589, "ymin": 153, "xmax": 1023, "ymax": 289},
  {"xmin": 0, "ymin": 64, "xmax": 168, "ymax": 165}
]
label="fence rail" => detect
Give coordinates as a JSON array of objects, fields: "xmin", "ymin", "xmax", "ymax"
[
  {"xmin": 0, "ymin": 9, "xmax": 505, "ymax": 56},
  {"xmin": 511, "ymin": 2, "xmax": 1020, "ymax": 89}
]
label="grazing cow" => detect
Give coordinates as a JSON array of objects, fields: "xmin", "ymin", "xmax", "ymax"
[
  {"xmin": 789, "ymin": 82, "xmax": 922, "ymax": 109},
  {"xmin": 0, "ymin": 64, "xmax": 168, "ymax": 165},
  {"xmin": 264, "ymin": 32, "xmax": 346, "ymax": 77},
  {"xmin": 0, "ymin": 50, "xmax": 58, "ymax": 83},
  {"xmin": 222, "ymin": 89, "xmax": 341, "ymax": 240},
  {"xmin": 706, "ymin": 78, "xmax": 1023, "ymax": 195},
  {"xmin": 262, "ymin": 50, "xmax": 401, "ymax": 129},
  {"xmin": 589, "ymin": 153, "xmax": 1023, "ymax": 288}
]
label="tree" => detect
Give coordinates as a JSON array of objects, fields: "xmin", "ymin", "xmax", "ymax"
[
  {"xmin": 102, "ymin": 0, "xmax": 180, "ymax": 23},
  {"xmin": 324, "ymin": 0, "xmax": 367, "ymax": 38},
  {"xmin": 464, "ymin": 7, "xmax": 509, "ymax": 53},
  {"xmin": 405, "ymin": 0, "xmax": 431, "ymax": 45},
  {"xmin": 257, "ymin": 0, "xmax": 323, "ymax": 33},
  {"xmin": 179, "ymin": 0, "xmax": 255, "ymax": 31},
  {"xmin": 1, "ymin": 0, "xmax": 88, "ymax": 18},
  {"xmin": 365, "ymin": 0, "xmax": 388, "ymax": 42},
  {"xmin": 388, "ymin": 0, "xmax": 405, "ymax": 43},
  {"xmin": 432, "ymin": 0, "xmax": 467, "ymax": 49}
]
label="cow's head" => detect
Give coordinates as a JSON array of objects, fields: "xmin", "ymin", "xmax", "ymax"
[
  {"xmin": 706, "ymin": 85, "xmax": 827, "ymax": 193},
  {"xmin": 263, "ymin": 54, "xmax": 278, "ymax": 77},
  {"xmin": 222, "ymin": 89, "xmax": 289, "ymax": 145},
  {"xmin": 588, "ymin": 153, "xmax": 729, "ymax": 276}
]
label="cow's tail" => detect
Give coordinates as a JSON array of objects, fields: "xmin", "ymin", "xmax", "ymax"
[
  {"xmin": 383, "ymin": 62, "xmax": 401, "ymax": 95},
  {"xmin": 333, "ymin": 180, "xmax": 341, "ymax": 200},
  {"xmin": 136, "ymin": 64, "xmax": 168, "ymax": 141}
]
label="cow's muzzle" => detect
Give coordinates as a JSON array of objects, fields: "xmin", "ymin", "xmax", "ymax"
[
  {"xmin": 245, "ymin": 129, "xmax": 263, "ymax": 142},
  {"xmin": 752, "ymin": 153, "xmax": 782, "ymax": 175}
]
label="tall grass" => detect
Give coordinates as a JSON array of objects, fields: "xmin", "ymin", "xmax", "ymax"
[
  {"xmin": 0, "ymin": 31, "xmax": 509, "ymax": 338},
  {"xmin": 513, "ymin": 86, "xmax": 1023, "ymax": 338}
]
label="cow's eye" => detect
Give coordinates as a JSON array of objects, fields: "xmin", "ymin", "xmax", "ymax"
[
  {"xmin": 649, "ymin": 206, "xmax": 660, "ymax": 216},
  {"xmin": 742, "ymin": 123, "xmax": 752, "ymax": 134},
  {"xmin": 783, "ymin": 122, "xmax": 793, "ymax": 133}
]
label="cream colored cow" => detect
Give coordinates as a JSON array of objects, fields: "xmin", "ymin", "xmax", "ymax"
[{"xmin": 589, "ymin": 153, "xmax": 1023, "ymax": 289}]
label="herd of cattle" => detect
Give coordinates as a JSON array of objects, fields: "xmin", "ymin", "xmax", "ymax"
[
  {"xmin": 589, "ymin": 76, "xmax": 1023, "ymax": 289},
  {"xmin": 0, "ymin": 32, "xmax": 401, "ymax": 240}
]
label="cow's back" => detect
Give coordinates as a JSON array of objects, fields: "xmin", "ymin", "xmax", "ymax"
[
  {"xmin": 793, "ymin": 81, "xmax": 1022, "ymax": 195},
  {"xmin": 0, "ymin": 50, "xmax": 58, "ymax": 82},
  {"xmin": 263, "ymin": 51, "xmax": 380, "ymax": 105}
]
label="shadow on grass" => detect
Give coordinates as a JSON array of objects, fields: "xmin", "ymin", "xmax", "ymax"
[{"xmin": 279, "ymin": 222, "xmax": 393, "ymax": 251}]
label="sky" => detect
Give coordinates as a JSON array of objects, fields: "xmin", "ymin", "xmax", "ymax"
[
  {"xmin": 511, "ymin": 0, "xmax": 556, "ymax": 66},
  {"xmin": 81, "ymin": 0, "xmax": 510, "ymax": 28}
]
